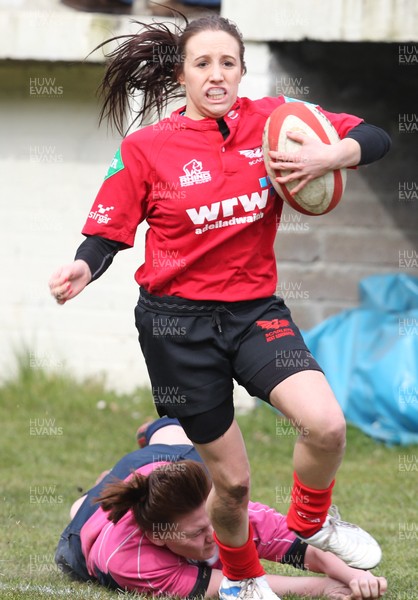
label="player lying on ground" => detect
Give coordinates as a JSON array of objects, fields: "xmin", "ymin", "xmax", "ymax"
[{"xmin": 55, "ymin": 417, "xmax": 387, "ymax": 599}]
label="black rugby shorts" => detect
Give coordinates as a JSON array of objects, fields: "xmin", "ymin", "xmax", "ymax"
[{"xmin": 135, "ymin": 289, "xmax": 322, "ymax": 444}]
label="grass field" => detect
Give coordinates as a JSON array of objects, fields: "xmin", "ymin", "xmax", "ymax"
[{"xmin": 1, "ymin": 354, "xmax": 417, "ymax": 599}]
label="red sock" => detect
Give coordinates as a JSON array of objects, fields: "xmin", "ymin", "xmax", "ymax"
[
  {"xmin": 286, "ymin": 472, "xmax": 335, "ymax": 538},
  {"xmin": 214, "ymin": 522, "xmax": 265, "ymax": 580}
]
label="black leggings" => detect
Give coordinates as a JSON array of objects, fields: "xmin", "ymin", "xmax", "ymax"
[{"xmin": 178, "ymin": 400, "xmax": 235, "ymax": 444}]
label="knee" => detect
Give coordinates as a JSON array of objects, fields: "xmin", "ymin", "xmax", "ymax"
[
  {"xmin": 213, "ymin": 470, "xmax": 251, "ymax": 506},
  {"xmin": 308, "ymin": 418, "xmax": 346, "ymax": 455},
  {"xmin": 210, "ymin": 475, "xmax": 250, "ymax": 533},
  {"xmin": 227, "ymin": 480, "xmax": 251, "ymax": 504}
]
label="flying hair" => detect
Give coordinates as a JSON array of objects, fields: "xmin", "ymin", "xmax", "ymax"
[{"xmin": 89, "ymin": 11, "xmax": 246, "ymax": 136}]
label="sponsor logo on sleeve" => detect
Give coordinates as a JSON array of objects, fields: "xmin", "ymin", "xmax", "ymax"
[
  {"xmin": 105, "ymin": 148, "xmax": 125, "ymax": 180},
  {"xmin": 88, "ymin": 204, "xmax": 114, "ymax": 225}
]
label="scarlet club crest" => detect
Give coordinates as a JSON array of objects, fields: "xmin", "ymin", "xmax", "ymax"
[
  {"xmin": 238, "ymin": 146, "xmax": 264, "ymax": 166},
  {"xmin": 255, "ymin": 319, "xmax": 295, "ymax": 342}
]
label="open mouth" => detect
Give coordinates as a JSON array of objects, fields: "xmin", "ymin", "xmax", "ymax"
[{"xmin": 207, "ymin": 88, "xmax": 226, "ymax": 101}]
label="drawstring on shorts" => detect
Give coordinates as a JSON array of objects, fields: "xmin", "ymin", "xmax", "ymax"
[
  {"xmin": 211, "ymin": 306, "xmax": 233, "ymax": 332},
  {"xmin": 138, "ymin": 288, "xmax": 239, "ymax": 333}
]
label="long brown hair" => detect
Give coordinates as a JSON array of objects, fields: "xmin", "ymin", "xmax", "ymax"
[
  {"xmin": 96, "ymin": 460, "xmax": 211, "ymax": 531},
  {"xmin": 91, "ymin": 13, "xmax": 247, "ymax": 136}
]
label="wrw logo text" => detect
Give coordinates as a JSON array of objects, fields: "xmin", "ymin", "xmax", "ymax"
[{"xmin": 186, "ymin": 189, "xmax": 269, "ymax": 225}]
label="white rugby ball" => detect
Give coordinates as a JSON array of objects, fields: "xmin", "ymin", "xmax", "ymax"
[{"xmin": 263, "ymin": 101, "xmax": 347, "ymax": 216}]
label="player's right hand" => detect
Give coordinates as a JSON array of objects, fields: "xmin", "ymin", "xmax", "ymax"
[
  {"xmin": 322, "ymin": 573, "xmax": 387, "ymax": 599},
  {"xmin": 347, "ymin": 574, "xmax": 387, "ymax": 599},
  {"xmin": 49, "ymin": 260, "xmax": 92, "ymax": 305}
]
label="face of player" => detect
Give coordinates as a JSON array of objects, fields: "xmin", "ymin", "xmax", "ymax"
[
  {"xmin": 177, "ymin": 29, "xmax": 244, "ymax": 121},
  {"xmin": 148, "ymin": 503, "xmax": 217, "ymax": 562}
]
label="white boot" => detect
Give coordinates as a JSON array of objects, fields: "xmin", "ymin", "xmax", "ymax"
[
  {"xmin": 219, "ymin": 575, "xmax": 281, "ymax": 600},
  {"xmin": 297, "ymin": 505, "xmax": 382, "ymax": 569}
]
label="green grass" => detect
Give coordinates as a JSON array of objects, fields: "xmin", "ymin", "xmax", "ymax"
[{"xmin": 1, "ymin": 353, "xmax": 417, "ymax": 599}]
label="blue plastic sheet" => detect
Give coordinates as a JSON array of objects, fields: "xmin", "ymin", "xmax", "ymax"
[{"xmin": 302, "ymin": 274, "xmax": 418, "ymax": 445}]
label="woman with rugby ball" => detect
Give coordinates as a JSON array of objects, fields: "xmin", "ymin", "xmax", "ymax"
[{"xmin": 49, "ymin": 13, "xmax": 390, "ymax": 600}]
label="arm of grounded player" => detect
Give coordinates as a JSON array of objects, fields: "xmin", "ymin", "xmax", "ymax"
[
  {"xmin": 302, "ymin": 545, "xmax": 387, "ymax": 599},
  {"xmin": 204, "ymin": 568, "xmax": 366, "ymax": 599}
]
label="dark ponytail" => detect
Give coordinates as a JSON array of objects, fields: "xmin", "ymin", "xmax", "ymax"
[
  {"xmin": 97, "ymin": 471, "xmax": 150, "ymax": 524},
  {"xmin": 91, "ymin": 13, "xmax": 246, "ymax": 136},
  {"xmin": 95, "ymin": 460, "xmax": 211, "ymax": 531},
  {"xmin": 92, "ymin": 16, "xmax": 188, "ymax": 136}
]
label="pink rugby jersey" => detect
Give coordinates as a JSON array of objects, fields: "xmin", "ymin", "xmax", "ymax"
[
  {"xmin": 81, "ymin": 96, "xmax": 362, "ymax": 302},
  {"xmin": 80, "ymin": 462, "xmax": 303, "ymax": 597}
]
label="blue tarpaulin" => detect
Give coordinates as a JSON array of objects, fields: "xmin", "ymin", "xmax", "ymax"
[{"xmin": 302, "ymin": 274, "xmax": 418, "ymax": 445}]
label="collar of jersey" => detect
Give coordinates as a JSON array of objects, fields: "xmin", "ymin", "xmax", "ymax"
[{"xmin": 171, "ymin": 98, "xmax": 241, "ymax": 130}]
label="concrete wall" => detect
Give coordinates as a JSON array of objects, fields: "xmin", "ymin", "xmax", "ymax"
[
  {"xmin": 0, "ymin": 61, "xmax": 151, "ymax": 389},
  {"xmin": 1, "ymin": 1, "xmax": 417, "ymax": 392},
  {"xmin": 221, "ymin": 0, "xmax": 418, "ymax": 42}
]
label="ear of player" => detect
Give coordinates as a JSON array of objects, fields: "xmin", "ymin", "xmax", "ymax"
[{"xmin": 263, "ymin": 102, "xmax": 347, "ymax": 216}]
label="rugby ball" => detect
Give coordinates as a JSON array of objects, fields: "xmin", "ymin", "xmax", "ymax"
[{"xmin": 263, "ymin": 102, "xmax": 347, "ymax": 216}]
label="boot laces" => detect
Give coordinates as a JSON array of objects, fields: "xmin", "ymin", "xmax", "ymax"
[
  {"xmin": 328, "ymin": 505, "xmax": 359, "ymax": 530},
  {"xmin": 240, "ymin": 578, "xmax": 264, "ymax": 600}
]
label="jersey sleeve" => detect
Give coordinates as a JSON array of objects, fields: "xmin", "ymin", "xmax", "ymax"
[
  {"xmin": 316, "ymin": 107, "xmax": 392, "ymax": 166},
  {"xmin": 249, "ymin": 501, "xmax": 307, "ymax": 570},
  {"xmin": 106, "ymin": 538, "xmax": 212, "ymax": 599},
  {"xmin": 81, "ymin": 134, "xmax": 150, "ymax": 248},
  {"xmin": 315, "ymin": 105, "xmax": 363, "ymax": 138},
  {"xmin": 269, "ymin": 95, "xmax": 363, "ymax": 138}
]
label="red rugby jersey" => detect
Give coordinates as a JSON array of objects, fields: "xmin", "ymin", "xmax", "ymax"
[{"xmin": 81, "ymin": 96, "xmax": 362, "ymax": 301}]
